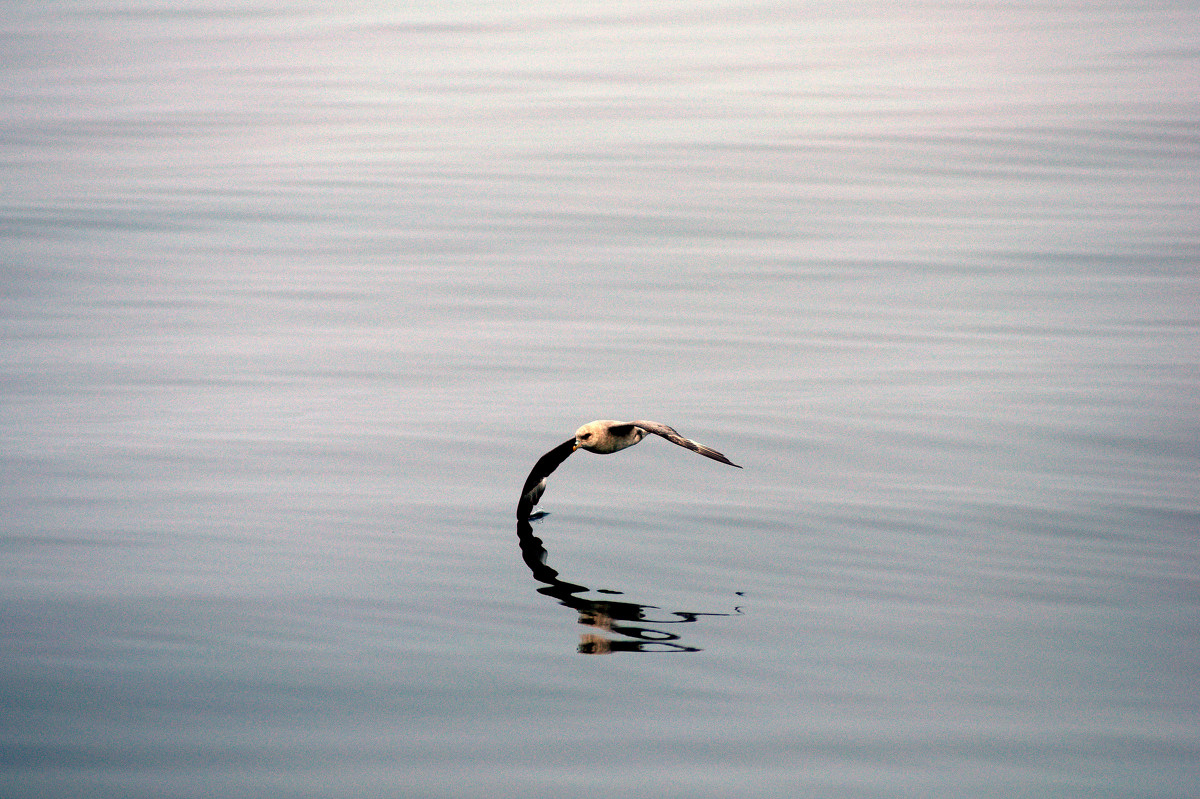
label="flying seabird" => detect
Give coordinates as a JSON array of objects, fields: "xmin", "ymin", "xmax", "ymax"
[{"xmin": 517, "ymin": 420, "xmax": 741, "ymax": 518}]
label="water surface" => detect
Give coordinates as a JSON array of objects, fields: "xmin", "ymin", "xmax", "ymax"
[{"xmin": 2, "ymin": 1, "xmax": 1198, "ymax": 797}]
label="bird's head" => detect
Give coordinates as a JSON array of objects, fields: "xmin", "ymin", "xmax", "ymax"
[{"xmin": 573, "ymin": 421, "xmax": 601, "ymax": 452}]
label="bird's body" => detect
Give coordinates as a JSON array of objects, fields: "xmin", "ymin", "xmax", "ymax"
[
  {"xmin": 517, "ymin": 419, "xmax": 740, "ymax": 518},
  {"xmin": 573, "ymin": 419, "xmax": 647, "ymax": 454}
]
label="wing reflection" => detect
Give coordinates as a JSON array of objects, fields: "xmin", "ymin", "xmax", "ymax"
[{"xmin": 516, "ymin": 516, "xmax": 736, "ymax": 654}]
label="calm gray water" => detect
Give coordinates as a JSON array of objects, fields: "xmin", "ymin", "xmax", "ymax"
[{"xmin": 2, "ymin": 1, "xmax": 1198, "ymax": 797}]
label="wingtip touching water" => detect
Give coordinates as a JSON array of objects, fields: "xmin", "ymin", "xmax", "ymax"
[{"xmin": 517, "ymin": 419, "xmax": 741, "ymax": 518}]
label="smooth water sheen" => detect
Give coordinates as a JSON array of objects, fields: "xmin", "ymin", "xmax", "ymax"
[{"xmin": 2, "ymin": 1, "xmax": 1198, "ymax": 797}]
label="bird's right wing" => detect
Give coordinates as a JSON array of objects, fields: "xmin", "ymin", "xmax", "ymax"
[{"xmin": 517, "ymin": 437, "xmax": 577, "ymax": 518}]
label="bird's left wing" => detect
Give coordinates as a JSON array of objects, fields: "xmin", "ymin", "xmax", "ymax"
[
  {"xmin": 517, "ymin": 437, "xmax": 577, "ymax": 518},
  {"xmin": 629, "ymin": 420, "xmax": 742, "ymax": 468}
]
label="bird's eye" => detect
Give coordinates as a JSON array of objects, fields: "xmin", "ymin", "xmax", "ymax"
[{"xmin": 580, "ymin": 433, "xmax": 591, "ymax": 440}]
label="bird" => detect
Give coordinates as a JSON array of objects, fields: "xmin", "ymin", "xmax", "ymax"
[{"xmin": 517, "ymin": 419, "xmax": 741, "ymax": 518}]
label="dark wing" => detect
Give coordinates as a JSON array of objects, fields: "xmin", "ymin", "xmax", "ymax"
[
  {"xmin": 629, "ymin": 420, "xmax": 742, "ymax": 468},
  {"xmin": 517, "ymin": 437, "xmax": 576, "ymax": 518},
  {"xmin": 606, "ymin": 423, "xmax": 638, "ymax": 438}
]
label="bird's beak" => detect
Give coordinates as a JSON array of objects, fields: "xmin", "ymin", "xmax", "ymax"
[{"xmin": 572, "ymin": 442, "xmax": 579, "ymax": 451}]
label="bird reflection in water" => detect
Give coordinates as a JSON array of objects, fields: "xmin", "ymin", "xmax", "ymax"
[{"xmin": 516, "ymin": 515, "xmax": 737, "ymax": 654}]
